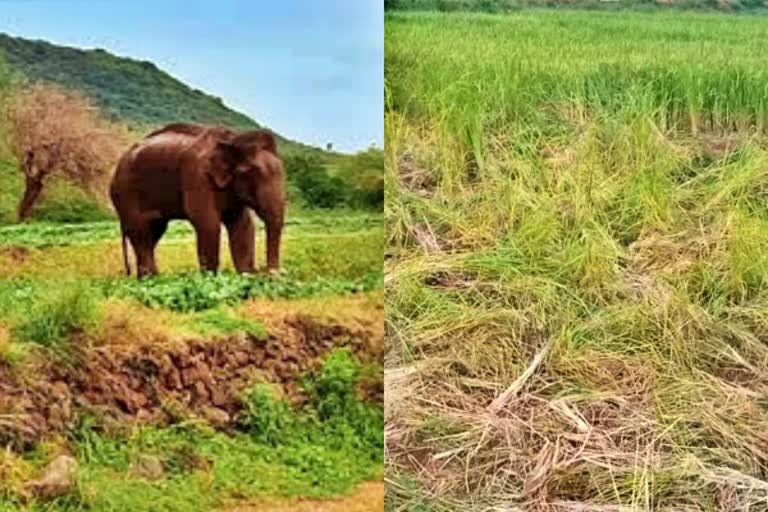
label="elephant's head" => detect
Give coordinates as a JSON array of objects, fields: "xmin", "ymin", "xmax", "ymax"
[{"xmin": 207, "ymin": 129, "xmax": 281, "ymax": 207}]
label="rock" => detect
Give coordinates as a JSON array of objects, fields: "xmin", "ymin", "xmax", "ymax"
[
  {"xmin": 166, "ymin": 368, "xmax": 183, "ymax": 390},
  {"xmin": 194, "ymin": 360, "xmax": 214, "ymax": 386},
  {"xmin": 200, "ymin": 406, "xmax": 230, "ymax": 428},
  {"xmin": 25, "ymin": 455, "xmax": 78, "ymax": 499},
  {"xmin": 192, "ymin": 381, "xmax": 210, "ymax": 402},
  {"xmin": 129, "ymin": 454, "xmax": 165, "ymax": 481},
  {"xmin": 233, "ymin": 350, "xmax": 250, "ymax": 365},
  {"xmin": 47, "ymin": 401, "xmax": 71, "ymax": 429},
  {"xmin": 210, "ymin": 386, "xmax": 228, "ymax": 407}
]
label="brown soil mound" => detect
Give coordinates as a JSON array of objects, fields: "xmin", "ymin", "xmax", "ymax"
[{"xmin": 0, "ymin": 313, "xmax": 383, "ymax": 448}]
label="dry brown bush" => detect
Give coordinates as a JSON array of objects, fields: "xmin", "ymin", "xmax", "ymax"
[{"xmin": 6, "ymin": 82, "xmax": 131, "ymax": 220}]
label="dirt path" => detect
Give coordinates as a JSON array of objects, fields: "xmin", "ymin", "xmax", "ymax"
[{"xmin": 220, "ymin": 481, "xmax": 384, "ymax": 512}]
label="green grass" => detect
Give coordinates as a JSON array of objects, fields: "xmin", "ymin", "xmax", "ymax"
[
  {"xmin": 0, "ymin": 212, "xmax": 382, "ymax": 245},
  {"xmin": 9, "ymin": 281, "xmax": 100, "ymax": 360},
  {"xmin": 0, "ymin": 219, "xmax": 383, "ymax": 319},
  {"xmin": 187, "ymin": 308, "xmax": 267, "ymax": 338},
  {"xmin": 386, "ymin": 8, "xmax": 768, "ymax": 511},
  {"xmin": 0, "ymin": 271, "xmax": 381, "ymax": 319},
  {"xmin": 0, "ymin": 204, "xmax": 382, "ymax": 247},
  {"xmin": 0, "ymin": 208, "xmax": 382, "ymax": 245},
  {"xmin": 0, "ymin": 224, "xmax": 383, "ymax": 355},
  {"xmin": 0, "ymin": 350, "xmax": 383, "ymax": 511},
  {"xmin": 30, "ymin": 180, "xmax": 113, "ymax": 223},
  {"xmin": 387, "ymin": 10, "xmax": 768, "ymax": 142},
  {"xmin": 387, "ymin": 0, "xmax": 768, "ymax": 13}
]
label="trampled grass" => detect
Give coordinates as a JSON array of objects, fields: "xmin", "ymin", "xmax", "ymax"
[{"xmin": 386, "ymin": 9, "xmax": 768, "ymax": 511}]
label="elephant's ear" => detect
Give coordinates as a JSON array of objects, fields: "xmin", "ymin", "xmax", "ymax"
[{"xmin": 208, "ymin": 140, "xmax": 241, "ymax": 188}]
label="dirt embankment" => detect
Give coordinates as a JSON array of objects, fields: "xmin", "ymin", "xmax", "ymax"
[{"xmin": 0, "ymin": 310, "xmax": 383, "ymax": 447}]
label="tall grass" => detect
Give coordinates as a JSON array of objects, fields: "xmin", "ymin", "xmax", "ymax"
[
  {"xmin": 10, "ymin": 282, "xmax": 100, "ymax": 359},
  {"xmin": 386, "ymin": 9, "xmax": 768, "ymax": 511},
  {"xmin": 387, "ymin": 11, "xmax": 768, "ymax": 151}
]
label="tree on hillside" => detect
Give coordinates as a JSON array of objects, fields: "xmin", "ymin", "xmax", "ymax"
[
  {"xmin": 285, "ymin": 154, "xmax": 351, "ymax": 209},
  {"xmin": 336, "ymin": 147, "xmax": 384, "ymax": 209},
  {"xmin": 6, "ymin": 82, "xmax": 129, "ymax": 220}
]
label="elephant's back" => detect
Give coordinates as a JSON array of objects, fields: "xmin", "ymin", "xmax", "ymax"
[
  {"xmin": 112, "ymin": 131, "xmax": 197, "ymax": 217},
  {"xmin": 130, "ymin": 131, "xmax": 197, "ymax": 168}
]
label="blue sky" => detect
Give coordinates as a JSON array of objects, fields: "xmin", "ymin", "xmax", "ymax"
[{"xmin": 0, "ymin": 1, "xmax": 383, "ymax": 153}]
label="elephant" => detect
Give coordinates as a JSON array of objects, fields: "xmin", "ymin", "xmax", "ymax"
[{"xmin": 109, "ymin": 123, "xmax": 286, "ymax": 278}]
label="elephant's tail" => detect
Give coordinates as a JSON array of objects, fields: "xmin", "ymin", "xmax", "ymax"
[{"xmin": 120, "ymin": 228, "xmax": 131, "ymax": 276}]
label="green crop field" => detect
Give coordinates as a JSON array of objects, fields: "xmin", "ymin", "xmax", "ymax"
[{"xmin": 386, "ymin": 9, "xmax": 768, "ymax": 511}]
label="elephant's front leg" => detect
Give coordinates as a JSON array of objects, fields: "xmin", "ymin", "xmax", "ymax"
[
  {"xmin": 224, "ymin": 209, "xmax": 255, "ymax": 273},
  {"xmin": 265, "ymin": 213, "xmax": 283, "ymax": 272},
  {"xmin": 193, "ymin": 220, "xmax": 222, "ymax": 273}
]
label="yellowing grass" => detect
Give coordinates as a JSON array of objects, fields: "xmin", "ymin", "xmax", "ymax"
[{"xmin": 386, "ymin": 9, "xmax": 768, "ymax": 511}]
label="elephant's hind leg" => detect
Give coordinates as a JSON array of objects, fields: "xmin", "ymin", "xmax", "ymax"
[
  {"xmin": 148, "ymin": 219, "xmax": 168, "ymax": 274},
  {"xmin": 127, "ymin": 218, "xmax": 163, "ymax": 278},
  {"xmin": 224, "ymin": 209, "xmax": 255, "ymax": 273}
]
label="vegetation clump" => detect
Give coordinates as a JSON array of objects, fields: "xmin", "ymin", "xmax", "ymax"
[
  {"xmin": 11, "ymin": 282, "xmax": 99, "ymax": 356},
  {"xmin": 386, "ymin": 0, "xmax": 768, "ymax": 12}
]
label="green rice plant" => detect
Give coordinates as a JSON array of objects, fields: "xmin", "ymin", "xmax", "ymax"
[{"xmin": 724, "ymin": 207, "xmax": 768, "ymax": 300}]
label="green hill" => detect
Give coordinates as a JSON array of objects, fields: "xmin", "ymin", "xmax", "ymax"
[
  {"xmin": 0, "ymin": 32, "xmax": 318, "ymax": 155},
  {"xmin": 0, "ymin": 33, "xmax": 383, "ymax": 218}
]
